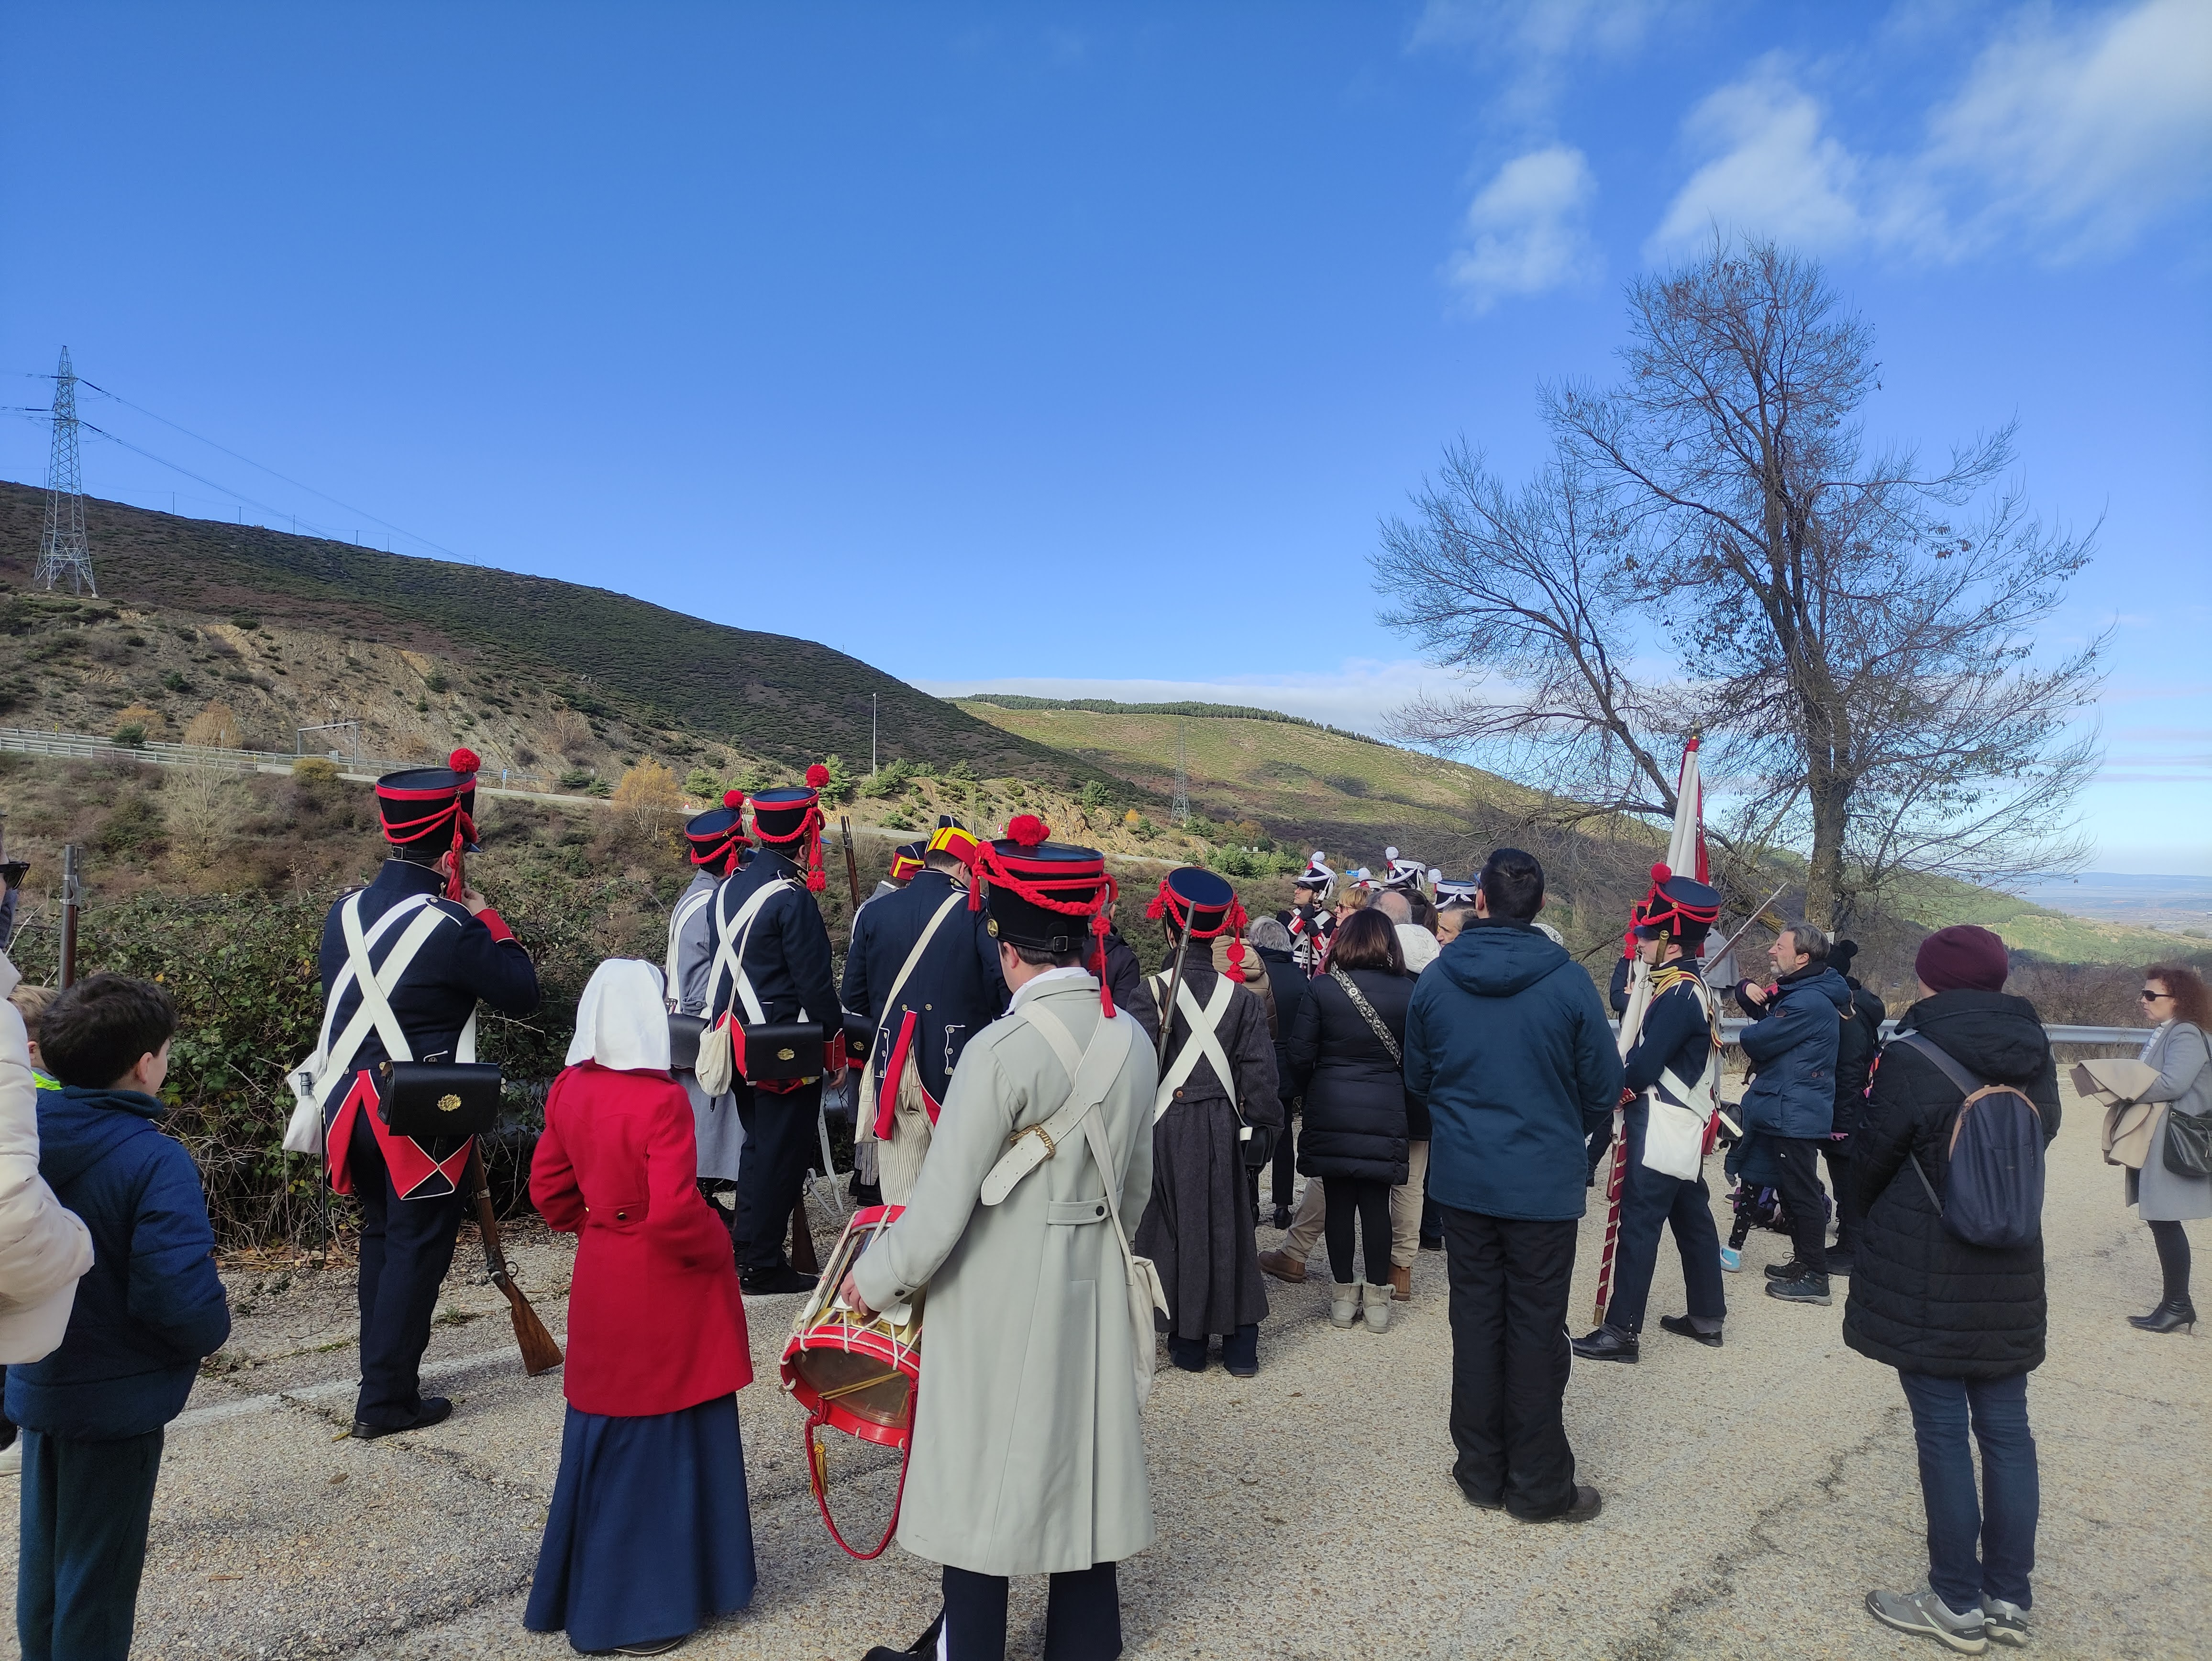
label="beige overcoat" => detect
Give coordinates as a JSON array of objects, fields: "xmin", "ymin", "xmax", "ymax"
[{"xmin": 852, "ymin": 972, "xmax": 1159, "ymax": 1577}]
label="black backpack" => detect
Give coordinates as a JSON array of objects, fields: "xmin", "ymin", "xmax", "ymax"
[{"xmin": 1888, "ymin": 1032, "xmax": 2046, "ymax": 1249}]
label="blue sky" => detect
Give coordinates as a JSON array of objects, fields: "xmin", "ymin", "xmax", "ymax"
[{"xmin": 3, "ymin": 2, "xmax": 2206, "ymax": 872}]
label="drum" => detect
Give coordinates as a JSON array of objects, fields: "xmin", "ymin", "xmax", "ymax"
[
  {"xmin": 781, "ymin": 1204, "xmax": 923, "ymax": 1446},
  {"xmin": 780, "ymin": 1205, "xmax": 923, "ymax": 1559}
]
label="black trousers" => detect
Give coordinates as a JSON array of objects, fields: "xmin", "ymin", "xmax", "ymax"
[
  {"xmin": 349, "ymin": 1110, "xmax": 466, "ymax": 1428},
  {"xmin": 1768, "ymin": 1135, "xmax": 1830, "ymax": 1275},
  {"xmin": 942, "ymin": 1561, "xmax": 1120, "ymax": 1661},
  {"xmin": 1269, "ymin": 1099, "xmax": 1299, "ymax": 1208},
  {"xmin": 1820, "ymin": 1137, "xmax": 1863, "ymax": 1256},
  {"xmin": 1439, "ymin": 1205, "xmax": 1579, "ymax": 1520},
  {"xmin": 1604, "ymin": 1107, "xmax": 1726, "ymax": 1336},
  {"xmin": 734, "ymin": 1078, "xmax": 821, "ymax": 1274},
  {"xmin": 18, "ymin": 1427, "xmax": 164, "ymax": 1661},
  {"xmin": 1323, "ymin": 1177, "xmax": 1392, "ymax": 1284}
]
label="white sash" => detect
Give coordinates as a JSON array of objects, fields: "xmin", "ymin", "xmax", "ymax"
[
  {"xmin": 856, "ymin": 886, "xmax": 969, "ymax": 1140},
  {"xmin": 1640, "ymin": 975, "xmax": 1720, "ymax": 1182},
  {"xmin": 981, "ymin": 1001, "xmax": 1166, "ymax": 1405},
  {"xmin": 283, "ymin": 892, "xmax": 469, "ymax": 1153},
  {"xmin": 708, "ymin": 877, "xmax": 797, "ymax": 1026},
  {"xmin": 664, "ymin": 882, "xmax": 716, "ymax": 1006},
  {"xmin": 1148, "ymin": 971, "xmax": 1238, "ymax": 1123}
]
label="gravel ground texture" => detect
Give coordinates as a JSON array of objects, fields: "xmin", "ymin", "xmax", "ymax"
[{"xmin": 0, "ymin": 1078, "xmax": 2203, "ymax": 1661}]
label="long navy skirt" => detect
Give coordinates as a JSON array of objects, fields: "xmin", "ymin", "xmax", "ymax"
[{"xmin": 525, "ymin": 1394, "xmax": 757, "ymax": 1652}]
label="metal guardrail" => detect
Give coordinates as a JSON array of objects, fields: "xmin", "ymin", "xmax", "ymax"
[
  {"xmin": 0, "ymin": 726, "xmax": 542, "ymax": 789},
  {"xmin": 1703, "ymin": 1017, "xmax": 2147, "ymax": 1049}
]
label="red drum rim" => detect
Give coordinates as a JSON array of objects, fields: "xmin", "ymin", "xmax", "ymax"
[{"xmin": 779, "ymin": 1202, "xmax": 918, "ymax": 1450}]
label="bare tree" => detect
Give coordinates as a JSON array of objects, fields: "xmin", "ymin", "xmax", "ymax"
[{"xmin": 1379, "ymin": 237, "xmax": 2102, "ymax": 928}]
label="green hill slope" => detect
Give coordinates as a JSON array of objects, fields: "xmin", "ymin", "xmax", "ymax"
[
  {"xmin": 0, "ymin": 480, "xmax": 1127, "ymax": 793},
  {"xmin": 953, "ymin": 695, "xmax": 1543, "ymax": 870}
]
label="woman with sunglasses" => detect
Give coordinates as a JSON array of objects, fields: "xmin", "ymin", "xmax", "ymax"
[{"xmin": 2127, "ymin": 964, "xmax": 2212, "ymax": 1334}]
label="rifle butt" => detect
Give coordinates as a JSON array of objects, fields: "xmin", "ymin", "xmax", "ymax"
[{"xmin": 505, "ymin": 1285, "xmax": 565, "ymax": 1377}]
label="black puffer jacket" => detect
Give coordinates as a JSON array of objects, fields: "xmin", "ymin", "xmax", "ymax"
[
  {"xmin": 1253, "ymin": 945, "xmax": 1310, "ymax": 1108},
  {"xmin": 1843, "ymin": 989, "xmax": 2061, "ymax": 1379},
  {"xmin": 1831, "ymin": 979, "xmax": 1886, "ymax": 1138},
  {"xmin": 1288, "ymin": 966, "xmax": 1413, "ymax": 1183}
]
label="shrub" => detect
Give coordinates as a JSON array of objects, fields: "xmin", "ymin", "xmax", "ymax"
[
  {"xmin": 291, "ymin": 756, "xmax": 339, "ymax": 784},
  {"xmin": 160, "ymin": 669, "xmax": 193, "ymax": 693},
  {"xmin": 611, "ymin": 760, "xmax": 682, "ymax": 830},
  {"xmin": 817, "ymin": 753, "xmax": 855, "ymax": 805},
  {"xmin": 682, "ymin": 768, "xmax": 724, "ymax": 800},
  {"xmin": 185, "ymin": 701, "xmax": 245, "ymax": 748},
  {"xmin": 114, "ymin": 702, "xmax": 166, "ymax": 742},
  {"xmin": 1133, "ymin": 816, "xmax": 1157, "ymax": 841},
  {"xmin": 859, "ymin": 759, "xmax": 915, "ymax": 798},
  {"xmin": 423, "ymin": 670, "xmax": 449, "ymax": 694},
  {"xmin": 1078, "ymin": 780, "xmax": 1110, "ymax": 811},
  {"xmin": 229, "ymin": 614, "xmax": 259, "ymax": 631},
  {"xmin": 111, "ymin": 723, "xmax": 147, "ymax": 749},
  {"xmin": 558, "ymin": 765, "xmax": 596, "ymax": 790}
]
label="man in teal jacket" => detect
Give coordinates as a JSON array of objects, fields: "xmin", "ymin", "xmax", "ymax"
[{"xmin": 1406, "ymin": 848, "xmax": 1622, "ymax": 1525}]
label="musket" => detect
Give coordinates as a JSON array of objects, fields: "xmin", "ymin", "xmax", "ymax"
[
  {"xmin": 464, "ymin": 1143, "xmax": 563, "ymax": 1376},
  {"xmin": 1704, "ymin": 884, "xmax": 1792, "ymax": 981},
  {"xmin": 839, "ymin": 815, "xmax": 863, "ymax": 908},
  {"xmin": 1155, "ymin": 905, "xmax": 1195, "ymax": 1074}
]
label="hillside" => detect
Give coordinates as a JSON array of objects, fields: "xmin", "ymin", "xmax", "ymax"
[
  {"xmin": 0, "ymin": 480, "xmax": 1132, "ymax": 797},
  {"xmin": 954, "ymin": 695, "xmax": 1544, "ymax": 874}
]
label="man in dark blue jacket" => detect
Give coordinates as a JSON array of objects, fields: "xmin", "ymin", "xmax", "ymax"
[
  {"xmin": 842, "ymin": 819, "xmax": 1006, "ymax": 1203},
  {"xmin": 1735, "ymin": 923, "xmax": 1852, "ymax": 1307},
  {"xmin": 316, "ymin": 753, "xmax": 541, "ymax": 1438},
  {"xmin": 1406, "ymin": 849, "xmax": 1623, "ymax": 1525},
  {"xmin": 709, "ymin": 772, "xmax": 846, "ymax": 1294},
  {"xmin": 1574, "ymin": 873, "xmax": 1727, "ymax": 1364},
  {"xmin": 10, "ymin": 974, "xmax": 230, "ymax": 1661}
]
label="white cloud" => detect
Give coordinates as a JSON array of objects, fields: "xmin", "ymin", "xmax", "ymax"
[
  {"xmin": 1448, "ymin": 145, "xmax": 1602, "ymax": 310},
  {"xmin": 1646, "ymin": 2, "xmax": 2212, "ymax": 266},
  {"xmin": 1645, "ymin": 58, "xmax": 1863, "ymax": 259},
  {"xmin": 1917, "ymin": 0, "xmax": 2212, "ymax": 258}
]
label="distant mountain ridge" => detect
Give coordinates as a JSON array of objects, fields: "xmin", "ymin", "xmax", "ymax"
[{"xmin": 0, "ymin": 478, "xmax": 1128, "ymax": 793}]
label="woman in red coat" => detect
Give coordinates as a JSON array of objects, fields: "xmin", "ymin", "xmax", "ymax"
[{"xmin": 524, "ymin": 959, "xmax": 755, "ymax": 1656}]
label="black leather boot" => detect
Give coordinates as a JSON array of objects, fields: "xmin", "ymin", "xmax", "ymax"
[{"xmin": 2129, "ymin": 1297, "xmax": 2198, "ymax": 1334}]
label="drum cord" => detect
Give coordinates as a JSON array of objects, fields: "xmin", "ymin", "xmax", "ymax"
[{"xmin": 806, "ymin": 1406, "xmax": 913, "ymax": 1560}]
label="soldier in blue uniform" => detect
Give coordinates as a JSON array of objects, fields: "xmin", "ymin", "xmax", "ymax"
[
  {"xmin": 843, "ymin": 818, "xmax": 1006, "ymax": 1203},
  {"xmin": 1573, "ymin": 870, "xmax": 1728, "ymax": 1364},
  {"xmin": 707, "ymin": 765, "xmax": 845, "ymax": 1295},
  {"xmin": 313, "ymin": 749, "xmax": 541, "ymax": 1438},
  {"xmin": 669, "ymin": 791, "xmax": 753, "ymax": 1243}
]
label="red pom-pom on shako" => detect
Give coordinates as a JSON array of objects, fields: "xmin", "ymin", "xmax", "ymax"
[
  {"xmin": 1006, "ymin": 814, "xmax": 1050, "ymax": 849},
  {"xmin": 1650, "ymin": 862, "xmax": 1672, "ymax": 885},
  {"xmin": 805, "ymin": 763, "xmax": 830, "ymax": 789},
  {"xmin": 723, "ymin": 788, "xmax": 745, "ymax": 810},
  {"xmin": 449, "ymin": 747, "xmax": 482, "ymax": 775},
  {"xmin": 806, "ymin": 869, "xmax": 827, "ymax": 893}
]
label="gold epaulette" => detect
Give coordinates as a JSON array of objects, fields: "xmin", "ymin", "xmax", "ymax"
[{"xmin": 1649, "ymin": 964, "xmax": 1700, "ymax": 996}]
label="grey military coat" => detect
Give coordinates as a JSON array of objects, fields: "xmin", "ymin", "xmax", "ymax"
[
  {"xmin": 667, "ymin": 869, "xmax": 747, "ymax": 1182},
  {"xmin": 852, "ymin": 971, "xmax": 1159, "ymax": 1577}
]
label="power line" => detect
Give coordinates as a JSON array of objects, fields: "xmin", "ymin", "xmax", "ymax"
[{"xmin": 71, "ymin": 378, "xmax": 473, "ymax": 564}]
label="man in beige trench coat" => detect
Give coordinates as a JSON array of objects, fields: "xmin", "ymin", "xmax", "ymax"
[{"xmin": 848, "ymin": 821, "xmax": 1158, "ymax": 1661}]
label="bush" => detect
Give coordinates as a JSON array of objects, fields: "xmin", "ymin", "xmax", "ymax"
[
  {"xmin": 291, "ymin": 756, "xmax": 339, "ymax": 784},
  {"xmin": 558, "ymin": 765, "xmax": 596, "ymax": 790},
  {"xmin": 160, "ymin": 669, "xmax": 193, "ymax": 693},
  {"xmin": 859, "ymin": 758, "xmax": 916, "ymax": 799},
  {"xmin": 818, "ymin": 753, "xmax": 855, "ymax": 805},
  {"xmin": 423, "ymin": 670, "xmax": 449, "ymax": 694},
  {"xmin": 682, "ymin": 767, "xmax": 724, "ymax": 800},
  {"xmin": 111, "ymin": 723, "xmax": 147, "ymax": 749},
  {"xmin": 1078, "ymin": 780, "xmax": 1110, "ymax": 811}
]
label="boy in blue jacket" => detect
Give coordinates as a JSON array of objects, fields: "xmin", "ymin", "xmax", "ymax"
[{"xmin": 8, "ymin": 974, "xmax": 230, "ymax": 1661}]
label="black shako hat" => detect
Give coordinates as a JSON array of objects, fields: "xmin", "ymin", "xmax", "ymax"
[
  {"xmin": 1148, "ymin": 865, "xmax": 1252, "ymax": 982},
  {"xmin": 972, "ymin": 815, "xmax": 1118, "ymax": 1012},
  {"xmin": 376, "ymin": 747, "xmax": 481, "ymax": 854},
  {"xmin": 683, "ymin": 790, "xmax": 750, "ymax": 870},
  {"xmin": 748, "ymin": 765, "xmax": 830, "ymax": 892},
  {"xmin": 1634, "ymin": 864, "xmax": 1723, "ymax": 949}
]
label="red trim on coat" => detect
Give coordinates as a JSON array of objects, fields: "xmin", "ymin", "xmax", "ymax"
[
  {"xmin": 325, "ymin": 1071, "xmax": 474, "ymax": 1200},
  {"xmin": 477, "ymin": 908, "xmax": 514, "ymax": 944}
]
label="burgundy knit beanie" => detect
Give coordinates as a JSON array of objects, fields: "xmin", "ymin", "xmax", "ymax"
[{"xmin": 1915, "ymin": 925, "xmax": 2010, "ymax": 993}]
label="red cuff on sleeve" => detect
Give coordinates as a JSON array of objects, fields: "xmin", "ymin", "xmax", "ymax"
[{"xmin": 477, "ymin": 908, "xmax": 515, "ymax": 944}]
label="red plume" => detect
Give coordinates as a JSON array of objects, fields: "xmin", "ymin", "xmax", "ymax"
[
  {"xmin": 805, "ymin": 763, "xmax": 830, "ymax": 789},
  {"xmin": 448, "ymin": 747, "xmax": 482, "ymax": 775},
  {"xmin": 723, "ymin": 788, "xmax": 746, "ymax": 810},
  {"xmin": 1006, "ymin": 814, "xmax": 1050, "ymax": 849}
]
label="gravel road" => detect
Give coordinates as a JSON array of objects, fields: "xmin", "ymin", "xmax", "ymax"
[{"xmin": 1, "ymin": 1080, "xmax": 2202, "ymax": 1661}]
